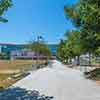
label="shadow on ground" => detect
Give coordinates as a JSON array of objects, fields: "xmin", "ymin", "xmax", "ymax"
[{"xmin": 0, "ymin": 87, "xmax": 54, "ymax": 100}]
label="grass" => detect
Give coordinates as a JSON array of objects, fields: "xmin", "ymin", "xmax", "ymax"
[
  {"xmin": 0, "ymin": 74, "xmax": 12, "ymax": 80},
  {"xmin": 0, "ymin": 73, "xmax": 15, "ymax": 89},
  {"xmin": 0, "ymin": 60, "xmax": 46, "ymax": 70},
  {"xmin": 0, "ymin": 60, "xmax": 47, "ymax": 89}
]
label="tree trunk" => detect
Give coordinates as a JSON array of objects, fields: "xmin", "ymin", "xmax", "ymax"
[
  {"xmin": 69, "ymin": 58, "xmax": 72, "ymax": 64},
  {"xmin": 77, "ymin": 56, "xmax": 80, "ymax": 66},
  {"xmin": 89, "ymin": 52, "xmax": 91, "ymax": 66}
]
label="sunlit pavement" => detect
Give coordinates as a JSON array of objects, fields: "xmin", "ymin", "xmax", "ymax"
[{"xmin": 13, "ymin": 60, "xmax": 100, "ymax": 100}]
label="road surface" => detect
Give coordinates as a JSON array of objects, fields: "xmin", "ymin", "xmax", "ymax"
[{"xmin": 13, "ymin": 60, "xmax": 100, "ymax": 100}]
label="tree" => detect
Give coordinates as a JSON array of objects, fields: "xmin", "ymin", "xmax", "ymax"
[
  {"xmin": 0, "ymin": 0, "xmax": 12, "ymax": 22},
  {"xmin": 64, "ymin": 0, "xmax": 100, "ymax": 56},
  {"xmin": 95, "ymin": 47, "xmax": 100, "ymax": 56},
  {"xmin": 63, "ymin": 0, "xmax": 100, "ymax": 66},
  {"xmin": 28, "ymin": 41, "xmax": 51, "ymax": 59},
  {"xmin": 65, "ymin": 31, "xmax": 83, "ymax": 65},
  {"xmin": 57, "ymin": 40, "xmax": 68, "ymax": 63},
  {"xmin": 57, "ymin": 31, "xmax": 80, "ymax": 64}
]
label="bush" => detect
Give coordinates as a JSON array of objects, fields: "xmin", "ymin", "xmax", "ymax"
[{"xmin": 0, "ymin": 52, "xmax": 10, "ymax": 59}]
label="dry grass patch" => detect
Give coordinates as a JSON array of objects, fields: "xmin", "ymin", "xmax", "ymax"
[
  {"xmin": 0, "ymin": 74, "xmax": 15, "ymax": 89},
  {"xmin": 0, "ymin": 60, "xmax": 46, "ymax": 71},
  {"xmin": 0, "ymin": 60, "xmax": 46, "ymax": 89}
]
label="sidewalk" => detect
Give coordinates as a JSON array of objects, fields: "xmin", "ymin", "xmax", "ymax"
[{"xmin": 13, "ymin": 60, "xmax": 100, "ymax": 100}]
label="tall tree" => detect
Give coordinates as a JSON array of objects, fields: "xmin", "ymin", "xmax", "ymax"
[
  {"xmin": 65, "ymin": 31, "xmax": 83, "ymax": 65},
  {"xmin": 64, "ymin": 0, "xmax": 100, "ymax": 55},
  {"xmin": 57, "ymin": 40, "xmax": 67, "ymax": 63}
]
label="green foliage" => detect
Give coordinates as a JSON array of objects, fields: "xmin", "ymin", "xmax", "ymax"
[
  {"xmin": 28, "ymin": 41, "xmax": 51, "ymax": 59},
  {"xmin": 57, "ymin": 31, "xmax": 83, "ymax": 64},
  {"xmin": 95, "ymin": 47, "xmax": 100, "ymax": 56},
  {"xmin": 57, "ymin": 40, "xmax": 68, "ymax": 63},
  {"xmin": 0, "ymin": 52, "xmax": 10, "ymax": 59},
  {"xmin": 66, "ymin": 31, "xmax": 83, "ymax": 56},
  {"xmin": 64, "ymin": 0, "xmax": 100, "ymax": 55},
  {"xmin": 0, "ymin": 0, "xmax": 12, "ymax": 22},
  {"xmin": 58, "ymin": 0, "xmax": 100, "ymax": 65}
]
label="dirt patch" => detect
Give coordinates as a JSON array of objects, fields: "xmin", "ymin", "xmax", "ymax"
[{"xmin": 96, "ymin": 81, "xmax": 100, "ymax": 85}]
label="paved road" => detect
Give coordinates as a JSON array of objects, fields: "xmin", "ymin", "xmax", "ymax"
[{"xmin": 13, "ymin": 60, "xmax": 100, "ymax": 100}]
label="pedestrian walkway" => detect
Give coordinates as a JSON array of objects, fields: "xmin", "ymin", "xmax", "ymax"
[{"xmin": 13, "ymin": 60, "xmax": 100, "ymax": 100}]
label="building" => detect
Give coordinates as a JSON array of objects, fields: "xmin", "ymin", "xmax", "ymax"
[{"xmin": 0, "ymin": 43, "xmax": 58, "ymax": 60}]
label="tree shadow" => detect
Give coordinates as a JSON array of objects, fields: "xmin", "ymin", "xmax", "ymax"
[{"xmin": 0, "ymin": 87, "xmax": 54, "ymax": 100}]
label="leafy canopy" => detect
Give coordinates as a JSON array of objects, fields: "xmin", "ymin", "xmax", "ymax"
[
  {"xmin": 64, "ymin": 0, "xmax": 100, "ymax": 54},
  {"xmin": 28, "ymin": 41, "xmax": 51, "ymax": 59},
  {"xmin": 0, "ymin": 0, "xmax": 12, "ymax": 22}
]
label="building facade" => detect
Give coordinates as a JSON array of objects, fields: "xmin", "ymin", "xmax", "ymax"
[{"xmin": 0, "ymin": 43, "xmax": 58, "ymax": 60}]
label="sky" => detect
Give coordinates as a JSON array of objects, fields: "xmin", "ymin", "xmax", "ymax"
[{"xmin": 0, "ymin": 0, "xmax": 78, "ymax": 44}]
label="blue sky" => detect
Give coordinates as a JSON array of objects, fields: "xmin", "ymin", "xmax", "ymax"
[{"xmin": 0, "ymin": 0, "xmax": 78, "ymax": 44}]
